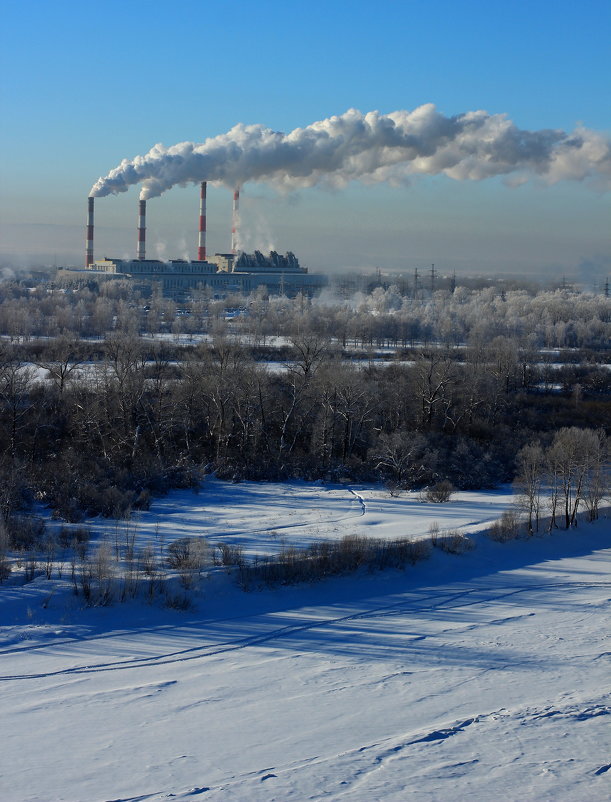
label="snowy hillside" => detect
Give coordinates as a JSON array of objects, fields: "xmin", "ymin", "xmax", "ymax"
[{"xmin": 1, "ymin": 482, "xmax": 610, "ymax": 801}]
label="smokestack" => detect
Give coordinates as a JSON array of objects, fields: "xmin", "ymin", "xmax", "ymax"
[
  {"xmin": 198, "ymin": 181, "xmax": 207, "ymax": 260},
  {"xmin": 86, "ymin": 196, "xmax": 94, "ymax": 267},
  {"xmin": 137, "ymin": 199, "xmax": 146, "ymax": 260},
  {"xmin": 231, "ymin": 187, "xmax": 240, "ymax": 254}
]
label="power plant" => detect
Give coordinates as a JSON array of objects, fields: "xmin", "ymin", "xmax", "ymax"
[
  {"xmin": 80, "ymin": 186, "xmax": 326, "ymax": 299},
  {"xmin": 77, "ymin": 106, "xmax": 611, "ymax": 300}
]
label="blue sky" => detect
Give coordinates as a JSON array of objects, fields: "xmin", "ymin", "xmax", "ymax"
[{"xmin": 1, "ymin": 0, "xmax": 610, "ymax": 277}]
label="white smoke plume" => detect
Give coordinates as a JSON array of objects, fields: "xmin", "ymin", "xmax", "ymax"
[
  {"xmin": 89, "ymin": 105, "xmax": 611, "ymax": 200},
  {"xmin": 238, "ymin": 197, "xmax": 277, "ymax": 253}
]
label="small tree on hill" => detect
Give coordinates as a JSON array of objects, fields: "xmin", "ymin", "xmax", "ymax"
[
  {"xmin": 546, "ymin": 427, "xmax": 606, "ymax": 529},
  {"xmin": 514, "ymin": 442, "xmax": 545, "ymax": 533}
]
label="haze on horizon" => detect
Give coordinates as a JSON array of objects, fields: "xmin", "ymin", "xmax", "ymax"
[{"xmin": 1, "ymin": 0, "xmax": 610, "ymax": 279}]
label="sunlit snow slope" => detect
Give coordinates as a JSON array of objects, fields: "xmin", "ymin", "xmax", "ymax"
[{"xmin": 1, "ymin": 486, "xmax": 610, "ymax": 801}]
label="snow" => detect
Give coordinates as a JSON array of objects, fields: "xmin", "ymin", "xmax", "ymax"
[
  {"xmin": 76, "ymin": 480, "xmax": 514, "ymax": 559},
  {"xmin": 1, "ymin": 481, "xmax": 610, "ymax": 802}
]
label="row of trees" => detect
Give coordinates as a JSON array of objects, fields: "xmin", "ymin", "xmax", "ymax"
[
  {"xmin": 0, "ymin": 328, "xmax": 608, "ymax": 524},
  {"xmin": 0, "ymin": 275, "xmax": 609, "ymax": 350},
  {"xmin": 515, "ymin": 427, "xmax": 608, "ymax": 532}
]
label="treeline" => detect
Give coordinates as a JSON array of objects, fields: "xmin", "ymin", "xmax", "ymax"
[
  {"xmin": 0, "ymin": 275, "xmax": 609, "ymax": 350},
  {"xmin": 0, "ymin": 328, "xmax": 609, "ymax": 523}
]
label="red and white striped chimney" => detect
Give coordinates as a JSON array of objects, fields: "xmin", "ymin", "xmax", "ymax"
[
  {"xmin": 137, "ymin": 199, "xmax": 146, "ymax": 260},
  {"xmin": 86, "ymin": 196, "xmax": 94, "ymax": 267},
  {"xmin": 198, "ymin": 181, "xmax": 207, "ymax": 260},
  {"xmin": 231, "ymin": 187, "xmax": 240, "ymax": 255}
]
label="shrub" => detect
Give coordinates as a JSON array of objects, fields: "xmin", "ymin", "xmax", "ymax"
[
  {"xmin": 425, "ymin": 481, "xmax": 455, "ymax": 503},
  {"xmin": 8, "ymin": 515, "xmax": 45, "ymax": 551},
  {"xmin": 94, "ymin": 485, "xmax": 135, "ymax": 518},
  {"xmin": 487, "ymin": 509, "xmax": 523, "ymax": 543},
  {"xmin": 215, "ymin": 542, "xmax": 245, "ymax": 568},
  {"xmin": 236, "ymin": 534, "xmax": 432, "ymax": 590},
  {"xmin": 431, "ymin": 528, "xmax": 475, "ymax": 554},
  {"xmin": 167, "ymin": 538, "xmax": 196, "ymax": 568},
  {"xmin": 138, "ymin": 545, "xmax": 157, "ymax": 577},
  {"xmin": 133, "ymin": 488, "xmax": 151, "ymax": 510},
  {"xmin": 164, "ymin": 590, "xmax": 193, "ymax": 611},
  {"xmin": 59, "ymin": 526, "xmax": 91, "ymax": 548},
  {"xmin": 0, "ymin": 555, "xmax": 10, "ymax": 583},
  {"xmin": 0, "ymin": 520, "xmax": 10, "ymax": 583},
  {"xmin": 369, "ymin": 537, "xmax": 431, "ymax": 570},
  {"xmin": 24, "ymin": 556, "xmax": 40, "ymax": 583},
  {"xmin": 41, "ymin": 533, "xmax": 57, "ymax": 579},
  {"xmin": 52, "ymin": 499, "xmax": 85, "ymax": 523},
  {"xmin": 385, "ymin": 480, "xmax": 403, "ymax": 498},
  {"xmin": 167, "ymin": 536, "xmax": 211, "ymax": 588}
]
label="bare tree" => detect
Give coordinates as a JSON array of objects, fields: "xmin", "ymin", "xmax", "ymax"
[
  {"xmin": 370, "ymin": 430, "xmax": 431, "ymax": 488},
  {"xmin": 35, "ymin": 335, "xmax": 83, "ymax": 396},
  {"xmin": 0, "ymin": 348, "xmax": 35, "ymax": 460},
  {"xmin": 414, "ymin": 352, "xmax": 455, "ymax": 430},
  {"xmin": 546, "ymin": 427, "xmax": 605, "ymax": 529},
  {"xmin": 581, "ymin": 432, "xmax": 609, "ymax": 522},
  {"xmin": 0, "ymin": 519, "xmax": 11, "ymax": 582},
  {"xmin": 514, "ymin": 442, "xmax": 545, "ymax": 533},
  {"xmin": 288, "ymin": 334, "xmax": 330, "ymax": 380}
]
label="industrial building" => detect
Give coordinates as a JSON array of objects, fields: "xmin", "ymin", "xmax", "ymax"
[
  {"xmin": 87, "ymin": 251, "xmax": 326, "ymax": 299},
  {"xmin": 72, "ymin": 182, "xmax": 327, "ymax": 299}
]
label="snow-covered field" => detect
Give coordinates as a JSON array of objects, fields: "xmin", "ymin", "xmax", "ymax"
[
  {"xmin": 76, "ymin": 480, "xmax": 514, "ymax": 559},
  {"xmin": 2, "ymin": 482, "xmax": 610, "ymax": 801}
]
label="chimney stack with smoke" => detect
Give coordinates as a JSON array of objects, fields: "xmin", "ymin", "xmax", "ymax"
[
  {"xmin": 86, "ymin": 196, "xmax": 94, "ymax": 267},
  {"xmin": 198, "ymin": 181, "xmax": 207, "ymax": 260},
  {"xmin": 231, "ymin": 187, "xmax": 240, "ymax": 254},
  {"xmin": 137, "ymin": 199, "xmax": 146, "ymax": 260},
  {"xmin": 90, "ymin": 106, "xmax": 611, "ymax": 202}
]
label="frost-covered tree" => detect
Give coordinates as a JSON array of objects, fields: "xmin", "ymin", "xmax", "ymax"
[
  {"xmin": 546, "ymin": 428, "xmax": 606, "ymax": 529},
  {"xmin": 514, "ymin": 443, "xmax": 545, "ymax": 533}
]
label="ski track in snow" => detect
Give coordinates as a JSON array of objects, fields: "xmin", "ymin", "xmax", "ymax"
[
  {"xmin": 348, "ymin": 487, "xmax": 367, "ymax": 516},
  {"xmin": 3, "ymin": 481, "xmax": 611, "ymax": 802},
  {"xmin": 2, "ymin": 580, "xmax": 610, "ymax": 681}
]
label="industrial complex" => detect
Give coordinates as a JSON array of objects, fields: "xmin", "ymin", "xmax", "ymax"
[{"xmin": 72, "ymin": 182, "xmax": 327, "ymax": 299}]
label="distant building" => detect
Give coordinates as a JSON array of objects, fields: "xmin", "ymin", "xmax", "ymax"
[{"xmin": 61, "ymin": 250, "xmax": 327, "ymax": 300}]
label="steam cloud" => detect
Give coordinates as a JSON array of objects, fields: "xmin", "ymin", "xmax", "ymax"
[{"xmin": 90, "ymin": 104, "xmax": 611, "ymax": 200}]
